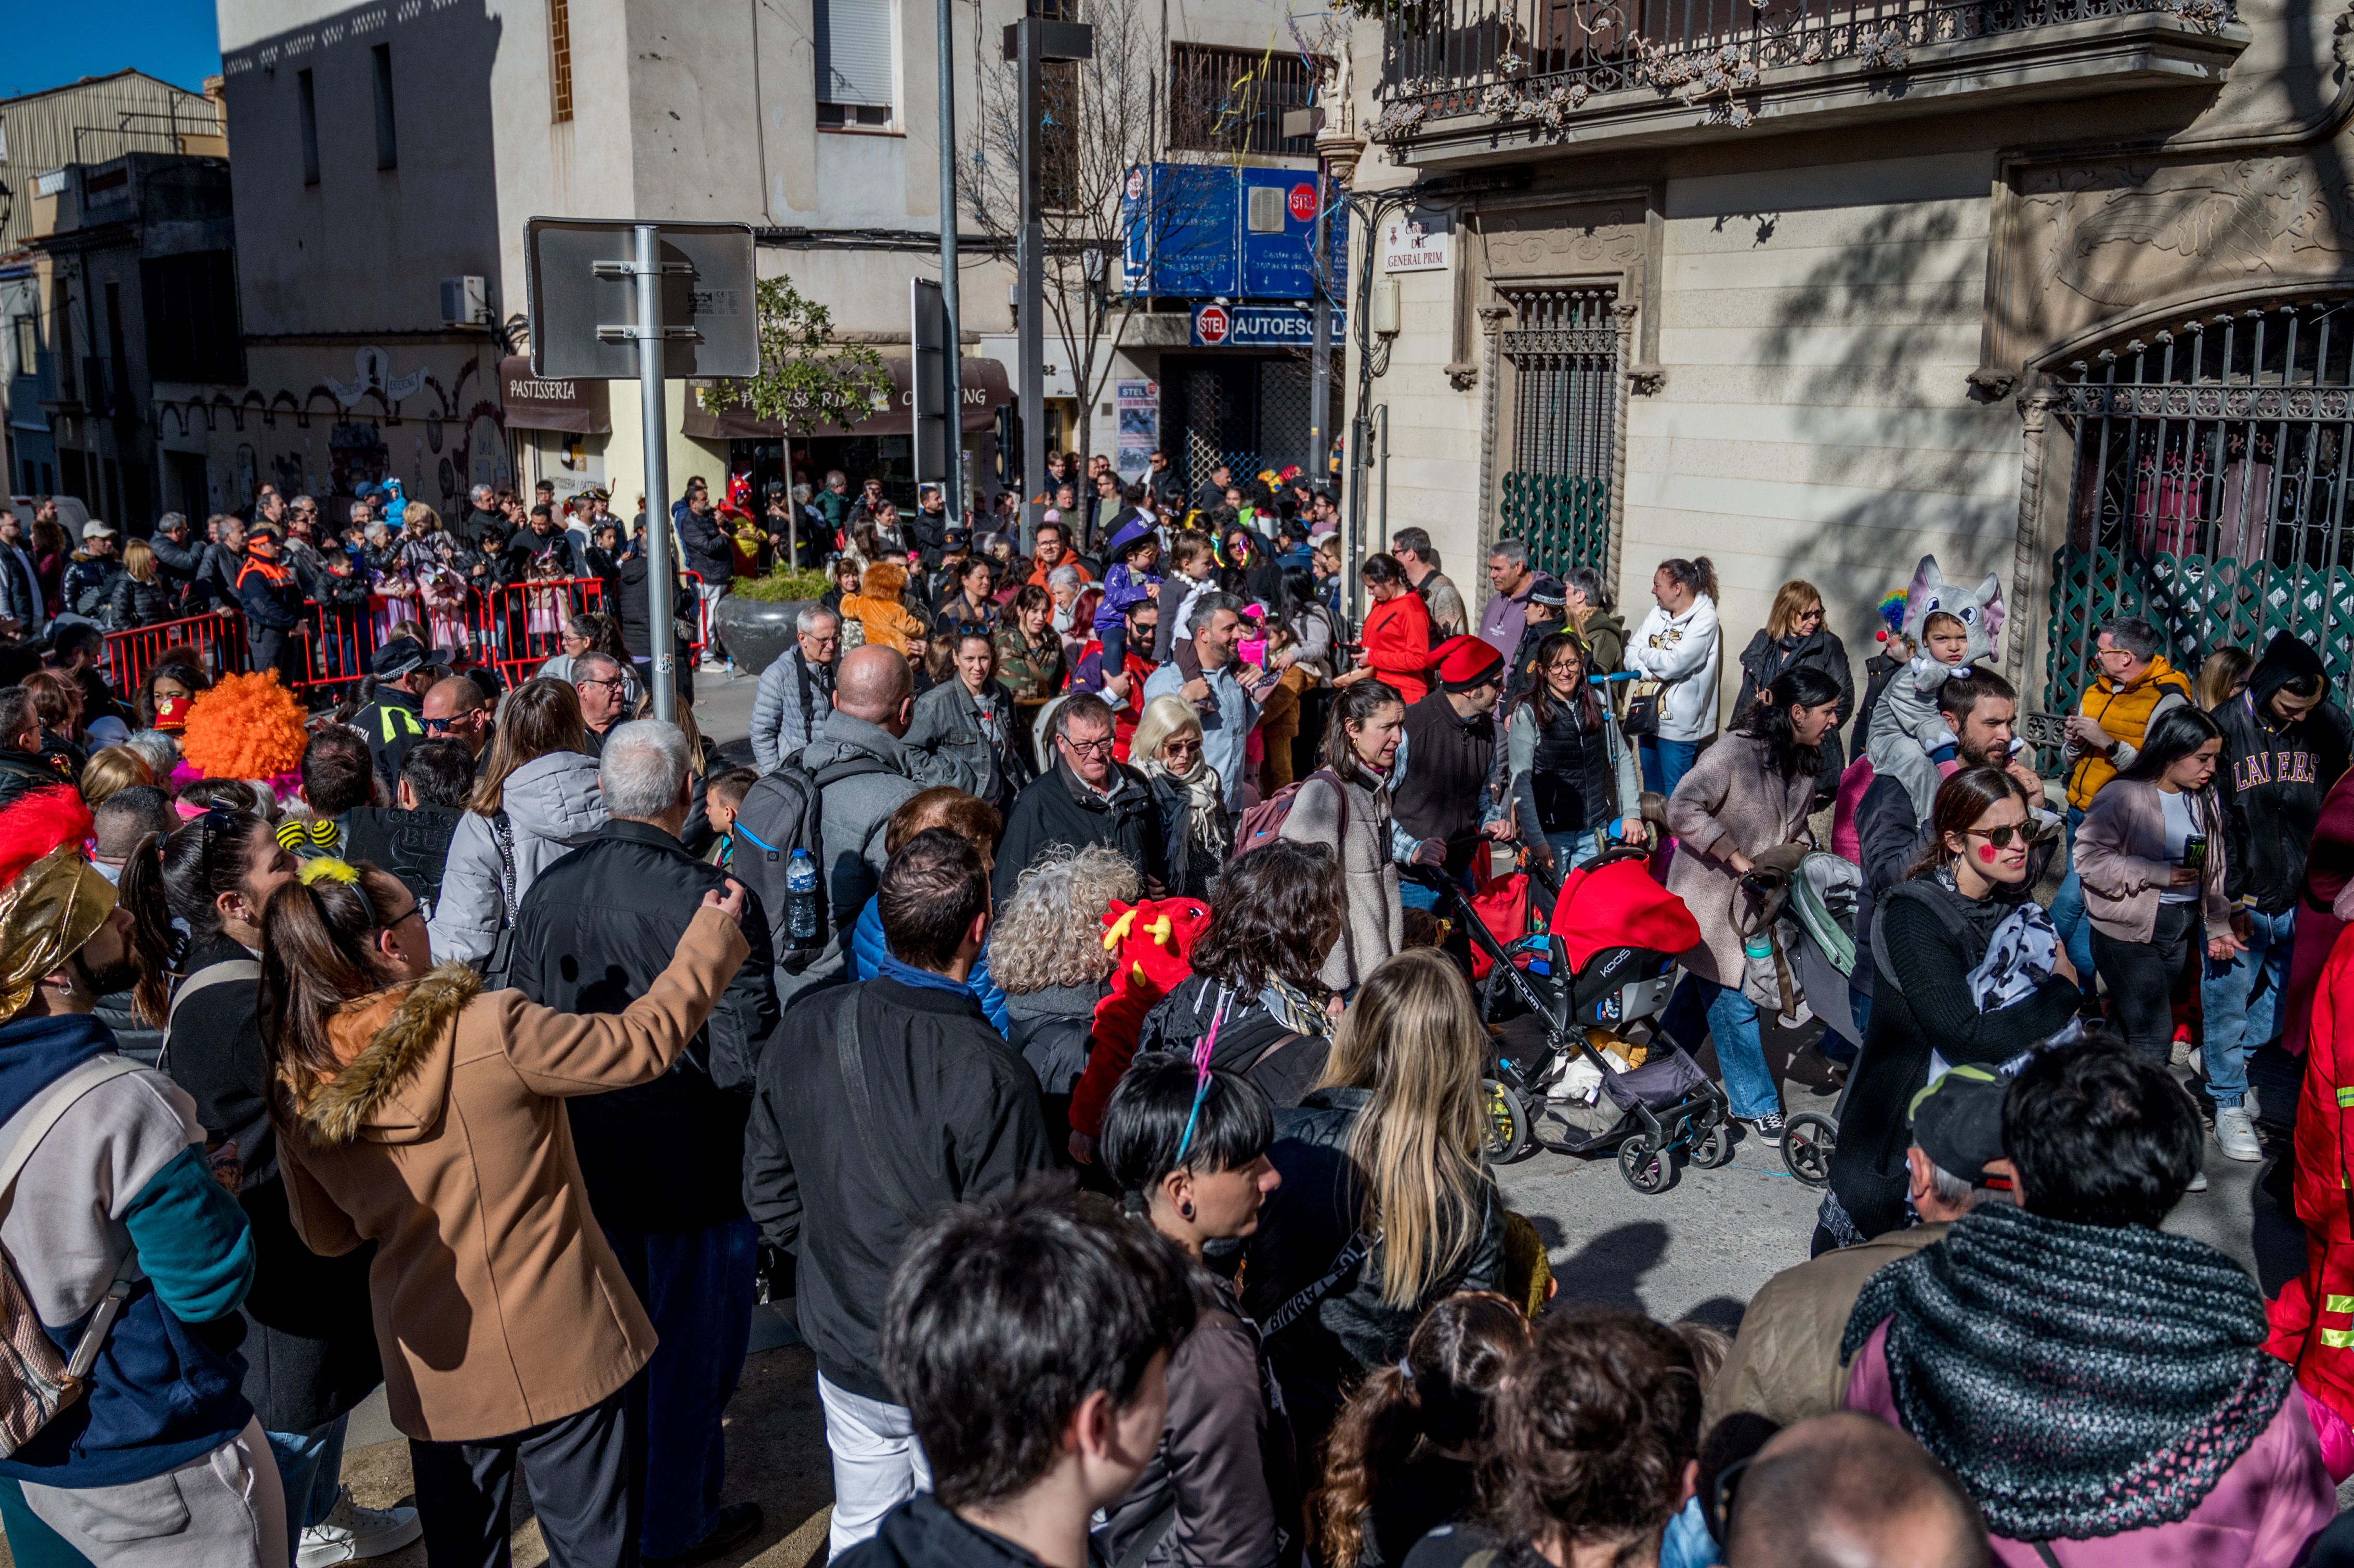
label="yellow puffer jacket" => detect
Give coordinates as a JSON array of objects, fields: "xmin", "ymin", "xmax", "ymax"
[{"xmin": 2065, "ymin": 652, "xmax": 2192, "ymax": 811}]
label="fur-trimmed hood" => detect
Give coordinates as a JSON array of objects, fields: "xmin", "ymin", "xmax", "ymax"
[{"xmin": 298, "ymin": 961, "xmax": 484, "ymax": 1146}]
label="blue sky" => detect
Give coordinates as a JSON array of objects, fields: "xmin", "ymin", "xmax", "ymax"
[{"xmin": 6, "ymin": 2, "xmax": 222, "ymax": 100}]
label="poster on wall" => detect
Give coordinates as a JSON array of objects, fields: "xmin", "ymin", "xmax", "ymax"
[{"xmin": 1115, "ymin": 380, "xmax": 1158, "ymax": 477}]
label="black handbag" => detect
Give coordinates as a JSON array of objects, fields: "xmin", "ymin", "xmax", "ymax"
[{"xmin": 1621, "ymin": 677, "xmax": 1664, "ymax": 738}]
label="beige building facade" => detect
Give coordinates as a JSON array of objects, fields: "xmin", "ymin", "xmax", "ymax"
[{"xmin": 1338, "ymin": 0, "xmax": 2346, "ymax": 713}]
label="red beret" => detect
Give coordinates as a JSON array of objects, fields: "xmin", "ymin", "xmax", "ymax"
[{"xmin": 1432, "ymin": 635, "xmax": 1505, "ymax": 692}]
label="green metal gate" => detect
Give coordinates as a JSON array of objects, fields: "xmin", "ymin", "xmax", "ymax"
[
  {"xmin": 2047, "ymin": 300, "xmax": 2354, "ymax": 710},
  {"xmin": 1496, "ymin": 286, "xmax": 1618, "ymax": 579}
]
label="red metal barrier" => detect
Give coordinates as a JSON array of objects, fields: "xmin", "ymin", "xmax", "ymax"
[
  {"xmin": 99, "ymin": 568, "xmax": 715, "ymax": 707},
  {"xmin": 101, "ymin": 611, "xmax": 249, "ymax": 696}
]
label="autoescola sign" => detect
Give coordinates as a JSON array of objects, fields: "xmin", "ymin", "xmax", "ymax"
[{"xmin": 1190, "ymin": 302, "xmax": 1342, "ymax": 348}]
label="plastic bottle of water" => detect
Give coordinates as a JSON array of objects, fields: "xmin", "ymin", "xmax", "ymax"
[{"xmin": 785, "ymin": 848, "xmax": 820, "ymax": 944}]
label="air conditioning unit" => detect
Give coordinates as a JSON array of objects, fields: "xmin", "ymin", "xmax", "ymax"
[
  {"xmin": 440, "ymin": 276, "xmax": 491, "ymax": 328},
  {"xmin": 1246, "ymin": 186, "xmax": 1286, "ymax": 235}
]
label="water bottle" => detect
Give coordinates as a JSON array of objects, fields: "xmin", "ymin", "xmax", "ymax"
[{"xmin": 785, "ymin": 847, "xmax": 820, "ymax": 944}]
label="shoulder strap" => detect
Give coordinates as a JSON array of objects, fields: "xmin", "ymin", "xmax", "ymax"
[
  {"xmin": 1867, "ymin": 886, "xmax": 1972, "ymax": 998},
  {"xmin": 1113, "ymin": 1500, "xmax": 1181, "ymax": 1568},
  {"xmin": 158, "ymin": 960, "xmax": 263, "ymax": 1074},
  {"xmin": 0, "ymin": 1057, "xmax": 143, "ymax": 1207},
  {"xmin": 489, "ymin": 812, "xmax": 518, "ymax": 925},
  {"xmin": 2033, "ymin": 1545, "xmax": 2065, "ymax": 1568}
]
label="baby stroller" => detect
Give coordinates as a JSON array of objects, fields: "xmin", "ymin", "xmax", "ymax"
[
  {"xmin": 1726, "ymin": 849, "xmax": 1864, "ymax": 1188},
  {"xmin": 1416, "ymin": 852, "xmax": 1732, "ymax": 1193}
]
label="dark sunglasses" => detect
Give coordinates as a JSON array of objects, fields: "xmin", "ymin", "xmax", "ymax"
[{"xmin": 1964, "ymin": 823, "xmax": 2030, "ymax": 849}]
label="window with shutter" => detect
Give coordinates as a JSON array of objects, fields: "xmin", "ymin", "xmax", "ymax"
[{"xmin": 816, "ymin": 0, "xmax": 895, "ymax": 127}]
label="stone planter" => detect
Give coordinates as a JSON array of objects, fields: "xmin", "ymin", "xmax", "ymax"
[{"xmin": 713, "ymin": 595, "xmax": 813, "ymax": 677}]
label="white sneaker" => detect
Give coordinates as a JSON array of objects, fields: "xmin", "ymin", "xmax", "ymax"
[
  {"xmin": 2170, "ymin": 1035, "xmax": 2192, "ymax": 1066},
  {"xmin": 297, "ymin": 1489, "xmax": 422, "ymax": 1566},
  {"xmin": 2187, "ymin": 1167, "xmax": 2210, "ymax": 1193},
  {"xmin": 2215, "ymin": 1105, "xmax": 2263, "ymax": 1162}
]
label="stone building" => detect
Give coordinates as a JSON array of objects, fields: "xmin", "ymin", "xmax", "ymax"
[{"xmin": 1336, "ymin": 0, "xmax": 2339, "ymax": 712}]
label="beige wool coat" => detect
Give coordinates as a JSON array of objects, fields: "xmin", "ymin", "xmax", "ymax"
[
  {"xmin": 1664, "ymin": 733, "xmax": 1816, "ymax": 986},
  {"xmin": 1281, "ymin": 764, "xmax": 1403, "ymax": 991},
  {"xmin": 278, "ymin": 906, "xmax": 749, "ymax": 1443}
]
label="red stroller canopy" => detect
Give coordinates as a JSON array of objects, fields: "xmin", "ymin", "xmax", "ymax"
[{"xmin": 1549, "ymin": 858, "xmax": 1703, "ymax": 973}]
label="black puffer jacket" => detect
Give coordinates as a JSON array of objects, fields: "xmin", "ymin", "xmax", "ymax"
[
  {"xmin": 993, "ymin": 760, "xmax": 1169, "ymax": 904},
  {"xmin": 1240, "ymin": 1087, "xmax": 1505, "ymax": 1454},
  {"xmin": 1735, "ymin": 625, "xmax": 1855, "ymax": 784},
  {"xmin": 2216, "ymin": 632, "xmax": 2352, "ymax": 916},
  {"xmin": 104, "ymin": 572, "xmax": 175, "ymax": 630}
]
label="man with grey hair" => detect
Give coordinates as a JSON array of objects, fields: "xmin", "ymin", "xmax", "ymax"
[
  {"xmin": 508, "ymin": 718, "xmax": 778, "ymax": 1568},
  {"xmin": 1727, "ymin": 1413, "xmax": 1989, "ymax": 1568},
  {"xmin": 570, "ymin": 650, "xmax": 633, "ymax": 754},
  {"xmin": 750, "ymin": 605, "xmax": 841, "ymax": 769},
  {"xmin": 1477, "ymin": 537, "xmax": 1537, "ymax": 659},
  {"xmin": 1142, "ymin": 592, "xmax": 1259, "ymax": 815},
  {"xmin": 148, "ymin": 511, "xmax": 205, "ymax": 615},
  {"xmin": 1704, "ymin": 1067, "xmax": 2010, "ymax": 1432},
  {"xmin": 461, "ymin": 483, "xmax": 502, "ymax": 549}
]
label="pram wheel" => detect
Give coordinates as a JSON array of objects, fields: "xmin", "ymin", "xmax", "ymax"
[
  {"xmin": 1781, "ymin": 1112, "xmax": 1837, "ymax": 1188},
  {"xmin": 1690, "ymin": 1119, "xmax": 1734, "ymax": 1170},
  {"xmin": 1483, "ymin": 1078, "xmax": 1533, "ymax": 1164},
  {"xmin": 1619, "ymin": 1133, "xmax": 1673, "ymax": 1194}
]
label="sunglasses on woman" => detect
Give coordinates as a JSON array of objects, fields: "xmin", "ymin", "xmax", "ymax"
[{"xmin": 1964, "ymin": 823, "xmax": 2029, "ymax": 850}]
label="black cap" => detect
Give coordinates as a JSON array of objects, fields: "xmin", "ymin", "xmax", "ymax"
[
  {"xmin": 1907, "ymin": 1066, "xmax": 2009, "ymax": 1186},
  {"xmin": 372, "ymin": 636, "xmax": 454, "ymax": 680},
  {"xmin": 1528, "ymin": 574, "xmax": 1567, "ymax": 608}
]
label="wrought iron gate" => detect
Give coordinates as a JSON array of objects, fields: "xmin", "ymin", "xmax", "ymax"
[
  {"xmin": 1163, "ymin": 355, "xmax": 1316, "ymax": 501},
  {"xmin": 1497, "ymin": 286, "xmax": 1619, "ymax": 580},
  {"xmin": 2047, "ymin": 300, "xmax": 2354, "ymax": 710}
]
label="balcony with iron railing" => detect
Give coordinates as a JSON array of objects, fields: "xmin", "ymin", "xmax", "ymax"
[{"xmin": 1371, "ymin": 0, "xmax": 2247, "ymax": 163}]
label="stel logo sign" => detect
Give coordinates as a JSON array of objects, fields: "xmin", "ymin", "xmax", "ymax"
[
  {"xmin": 1288, "ymin": 183, "xmax": 1318, "ymax": 223},
  {"xmin": 1191, "ymin": 303, "xmax": 1342, "ymax": 348}
]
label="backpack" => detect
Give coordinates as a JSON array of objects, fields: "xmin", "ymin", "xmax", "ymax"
[
  {"xmin": 730, "ymin": 752, "xmax": 896, "ymax": 962},
  {"xmin": 1230, "ymin": 766, "xmax": 1346, "ymax": 860},
  {"xmin": 0, "ymin": 1056, "xmax": 145, "ymax": 1457}
]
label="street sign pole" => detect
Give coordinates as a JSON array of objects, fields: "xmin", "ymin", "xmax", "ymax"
[
  {"xmin": 633, "ymin": 222, "xmax": 676, "ymax": 723},
  {"xmin": 1310, "ymin": 164, "xmax": 1331, "ymax": 497},
  {"xmin": 1016, "ymin": 17, "xmax": 1044, "ymax": 556},
  {"xmin": 937, "ymin": 0, "xmax": 964, "ymax": 530}
]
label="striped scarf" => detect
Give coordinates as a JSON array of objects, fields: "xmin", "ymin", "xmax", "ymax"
[{"xmin": 1841, "ymin": 1202, "xmax": 2291, "ymax": 1541}]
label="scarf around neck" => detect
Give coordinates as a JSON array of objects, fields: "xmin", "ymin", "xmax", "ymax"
[
  {"xmin": 1840, "ymin": 1201, "xmax": 2291, "ymax": 1543},
  {"xmin": 1145, "ymin": 753, "xmax": 1228, "ymax": 863}
]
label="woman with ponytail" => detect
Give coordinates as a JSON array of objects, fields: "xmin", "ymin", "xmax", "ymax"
[
  {"xmin": 1311, "ymin": 1293, "xmax": 1528, "ymax": 1566},
  {"xmin": 1096, "ymin": 1052, "xmax": 1292, "ymax": 1568},
  {"xmin": 156, "ymin": 818, "xmax": 413, "ymax": 1562},
  {"xmin": 259, "ymin": 859, "xmax": 749, "ymax": 1566}
]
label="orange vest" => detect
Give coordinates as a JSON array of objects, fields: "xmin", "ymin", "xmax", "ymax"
[{"xmin": 2065, "ymin": 652, "xmax": 2192, "ymax": 811}]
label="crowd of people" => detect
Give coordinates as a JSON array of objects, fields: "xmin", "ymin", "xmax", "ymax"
[{"xmin": 9, "ymin": 466, "xmax": 2354, "ymax": 1568}]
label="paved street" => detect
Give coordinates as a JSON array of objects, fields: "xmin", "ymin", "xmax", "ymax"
[{"xmin": 0, "ymin": 671, "xmax": 2309, "ymax": 1568}]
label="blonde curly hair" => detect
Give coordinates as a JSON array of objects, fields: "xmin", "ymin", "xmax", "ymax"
[{"xmin": 990, "ymin": 843, "xmax": 1142, "ymax": 994}]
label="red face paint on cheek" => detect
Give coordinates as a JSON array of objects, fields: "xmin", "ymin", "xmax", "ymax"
[{"xmin": 1978, "ymin": 844, "xmax": 1998, "ymax": 863}]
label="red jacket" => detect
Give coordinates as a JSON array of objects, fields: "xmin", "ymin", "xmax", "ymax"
[
  {"xmin": 2268, "ymin": 917, "xmax": 2354, "ymax": 1428},
  {"xmin": 1360, "ymin": 591, "xmax": 1433, "ymax": 704}
]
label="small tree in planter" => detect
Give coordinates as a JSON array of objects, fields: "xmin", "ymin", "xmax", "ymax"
[{"xmin": 699, "ymin": 275, "xmax": 893, "ymax": 433}]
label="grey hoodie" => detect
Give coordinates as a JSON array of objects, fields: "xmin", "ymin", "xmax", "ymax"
[
  {"xmin": 799, "ymin": 713, "xmax": 928, "ymax": 934},
  {"xmin": 425, "ymin": 750, "xmax": 610, "ymax": 964}
]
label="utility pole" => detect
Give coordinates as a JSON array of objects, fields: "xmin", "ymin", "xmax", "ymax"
[
  {"xmin": 936, "ymin": 0, "xmax": 964, "ymax": 528},
  {"xmin": 1309, "ymin": 161, "xmax": 1331, "ymax": 499},
  {"xmin": 632, "ymin": 223, "xmax": 677, "ymax": 722},
  {"xmin": 1006, "ymin": 14, "xmax": 1091, "ymax": 554}
]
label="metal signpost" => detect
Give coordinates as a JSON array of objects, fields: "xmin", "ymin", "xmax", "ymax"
[
  {"xmin": 935, "ymin": 0, "xmax": 965, "ymax": 529},
  {"xmin": 911, "ymin": 279, "xmax": 950, "ymax": 484},
  {"xmin": 525, "ymin": 217, "xmax": 756, "ymax": 723}
]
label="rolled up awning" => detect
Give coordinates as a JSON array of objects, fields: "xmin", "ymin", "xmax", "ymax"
[
  {"xmin": 499, "ymin": 357, "xmax": 611, "ymax": 435},
  {"xmin": 683, "ymin": 356, "xmax": 1011, "ymax": 440}
]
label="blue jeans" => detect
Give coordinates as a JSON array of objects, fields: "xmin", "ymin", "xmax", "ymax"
[
  {"xmin": 1545, "ymin": 829, "xmax": 1606, "ymax": 874},
  {"xmin": 268, "ymin": 1412, "xmax": 350, "ymax": 1538},
  {"xmin": 1665, "ymin": 975, "xmax": 1779, "ymax": 1119},
  {"xmin": 1641, "ymin": 737, "xmax": 1702, "ymax": 798},
  {"xmin": 2201, "ymin": 906, "xmax": 2295, "ymax": 1109},
  {"xmin": 2049, "ymin": 805, "xmax": 2098, "ymax": 1001},
  {"xmin": 605, "ymin": 1216, "xmax": 759, "ymax": 1559}
]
